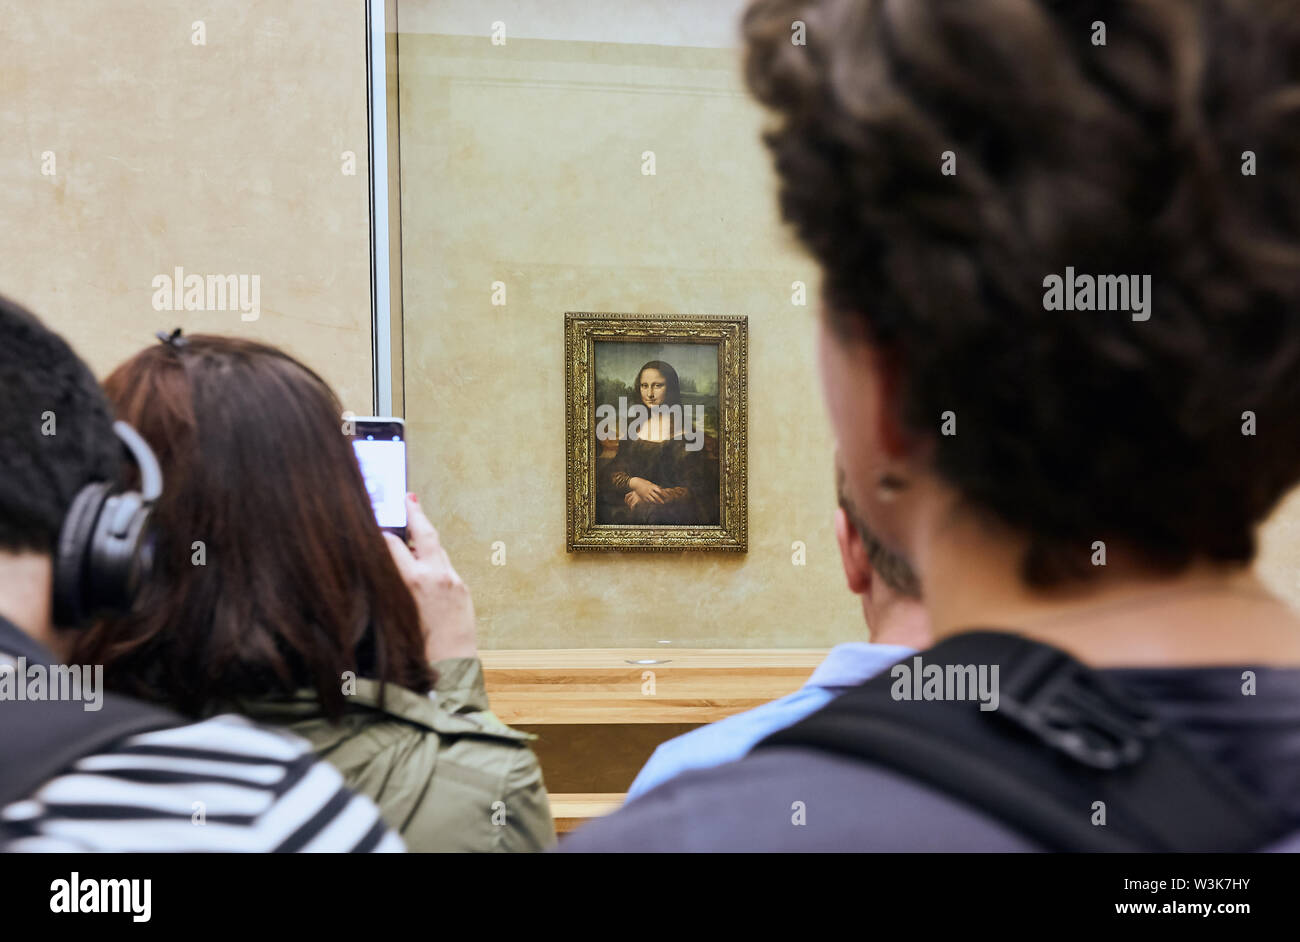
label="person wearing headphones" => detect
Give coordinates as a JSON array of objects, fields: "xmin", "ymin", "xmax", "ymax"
[{"xmin": 0, "ymin": 294, "xmax": 402, "ymax": 852}]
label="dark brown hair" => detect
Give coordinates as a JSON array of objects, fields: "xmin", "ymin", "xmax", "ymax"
[
  {"xmin": 744, "ymin": 0, "xmax": 1300, "ymax": 585},
  {"xmin": 70, "ymin": 336, "xmax": 434, "ymax": 719}
]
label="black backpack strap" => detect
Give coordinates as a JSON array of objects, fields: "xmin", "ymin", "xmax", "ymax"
[
  {"xmin": 0, "ymin": 695, "xmax": 183, "ymax": 810},
  {"xmin": 0, "ymin": 620, "xmax": 184, "ymax": 816},
  {"xmin": 0, "ymin": 621, "xmax": 184, "ymax": 843},
  {"xmin": 0, "ymin": 642, "xmax": 183, "ymax": 835},
  {"xmin": 754, "ymin": 631, "xmax": 1291, "ymax": 852}
]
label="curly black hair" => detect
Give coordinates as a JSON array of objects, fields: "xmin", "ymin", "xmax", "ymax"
[
  {"xmin": 743, "ymin": 0, "xmax": 1300, "ymax": 585},
  {"xmin": 0, "ymin": 294, "xmax": 120, "ymax": 554}
]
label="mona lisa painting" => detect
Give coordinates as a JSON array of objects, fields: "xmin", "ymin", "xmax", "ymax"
[{"xmin": 565, "ymin": 313, "xmax": 747, "ymax": 551}]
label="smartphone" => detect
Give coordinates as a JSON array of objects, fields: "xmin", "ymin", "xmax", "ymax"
[{"xmin": 349, "ymin": 417, "xmax": 408, "ymax": 541}]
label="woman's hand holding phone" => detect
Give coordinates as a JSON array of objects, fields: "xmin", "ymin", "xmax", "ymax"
[{"xmin": 383, "ymin": 494, "xmax": 478, "ymax": 664}]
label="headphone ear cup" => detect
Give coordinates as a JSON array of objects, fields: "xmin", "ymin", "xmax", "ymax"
[
  {"xmin": 53, "ymin": 482, "xmax": 110, "ymax": 628},
  {"xmin": 53, "ymin": 420, "xmax": 162, "ymax": 629},
  {"xmin": 88, "ymin": 491, "xmax": 154, "ymax": 614}
]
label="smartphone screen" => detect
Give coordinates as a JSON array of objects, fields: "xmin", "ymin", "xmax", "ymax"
[{"xmin": 350, "ymin": 417, "xmax": 407, "ymax": 539}]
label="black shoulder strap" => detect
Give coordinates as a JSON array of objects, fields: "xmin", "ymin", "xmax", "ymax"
[
  {"xmin": 0, "ymin": 681, "xmax": 182, "ymax": 811},
  {"xmin": 754, "ymin": 631, "xmax": 1291, "ymax": 852}
]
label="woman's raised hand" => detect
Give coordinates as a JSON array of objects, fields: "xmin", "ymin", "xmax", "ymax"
[{"xmin": 383, "ymin": 494, "xmax": 478, "ymax": 664}]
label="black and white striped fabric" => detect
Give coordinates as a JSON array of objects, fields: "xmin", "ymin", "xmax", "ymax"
[{"xmin": 0, "ymin": 714, "xmax": 404, "ymax": 852}]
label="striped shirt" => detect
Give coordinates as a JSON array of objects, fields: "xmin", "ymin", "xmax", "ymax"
[{"xmin": 0, "ymin": 714, "xmax": 404, "ymax": 853}]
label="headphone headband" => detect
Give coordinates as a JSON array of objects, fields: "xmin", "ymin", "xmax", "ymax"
[{"xmin": 112, "ymin": 421, "xmax": 162, "ymax": 502}]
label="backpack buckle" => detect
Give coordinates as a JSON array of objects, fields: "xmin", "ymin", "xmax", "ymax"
[{"xmin": 994, "ymin": 647, "xmax": 1161, "ymax": 770}]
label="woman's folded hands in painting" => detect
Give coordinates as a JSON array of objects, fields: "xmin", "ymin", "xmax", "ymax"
[{"xmin": 624, "ymin": 477, "xmax": 689, "ymax": 509}]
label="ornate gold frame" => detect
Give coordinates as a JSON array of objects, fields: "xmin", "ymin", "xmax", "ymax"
[{"xmin": 565, "ymin": 312, "xmax": 748, "ymax": 552}]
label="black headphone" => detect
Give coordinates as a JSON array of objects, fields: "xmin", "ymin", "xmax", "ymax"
[{"xmin": 52, "ymin": 421, "xmax": 164, "ymax": 628}]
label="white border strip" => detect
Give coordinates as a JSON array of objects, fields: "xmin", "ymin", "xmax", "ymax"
[{"xmin": 366, "ymin": 0, "xmax": 394, "ymax": 416}]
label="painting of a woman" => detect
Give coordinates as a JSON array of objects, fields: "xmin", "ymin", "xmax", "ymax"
[
  {"xmin": 566, "ymin": 313, "xmax": 746, "ymax": 550},
  {"xmin": 598, "ymin": 360, "xmax": 719, "ymax": 525}
]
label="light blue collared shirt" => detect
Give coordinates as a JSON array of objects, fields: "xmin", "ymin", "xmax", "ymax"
[{"xmin": 626, "ymin": 642, "xmax": 917, "ymax": 802}]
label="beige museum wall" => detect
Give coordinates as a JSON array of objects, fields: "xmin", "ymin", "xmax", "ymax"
[
  {"xmin": 0, "ymin": 0, "xmax": 374, "ymax": 411},
  {"xmin": 1257, "ymin": 490, "xmax": 1300, "ymax": 607}
]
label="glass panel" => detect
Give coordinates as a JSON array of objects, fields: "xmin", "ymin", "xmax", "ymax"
[{"xmin": 392, "ymin": 0, "xmax": 859, "ymax": 649}]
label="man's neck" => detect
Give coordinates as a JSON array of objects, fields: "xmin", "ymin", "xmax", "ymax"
[
  {"xmin": 915, "ymin": 503, "xmax": 1300, "ymax": 667},
  {"xmin": 0, "ymin": 551, "xmax": 57, "ymax": 652}
]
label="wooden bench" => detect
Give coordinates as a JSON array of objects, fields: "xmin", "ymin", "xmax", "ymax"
[{"xmin": 480, "ymin": 649, "xmax": 828, "ymax": 831}]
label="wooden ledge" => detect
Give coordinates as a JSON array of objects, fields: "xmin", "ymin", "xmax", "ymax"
[
  {"xmin": 550, "ymin": 792, "xmax": 627, "ymax": 833},
  {"xmin": 480, "ymin": 648, "xmax": 827, "ymax": 725}
]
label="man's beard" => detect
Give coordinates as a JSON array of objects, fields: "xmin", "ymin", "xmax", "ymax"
[{"xmin": 842, "ymin": 498, "xmax": 922, "ymax": 599}]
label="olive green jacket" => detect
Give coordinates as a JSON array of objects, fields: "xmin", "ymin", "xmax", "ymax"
[{"xmin": 238, "ymin": 658, "xmax": 555, "ymax": 853}]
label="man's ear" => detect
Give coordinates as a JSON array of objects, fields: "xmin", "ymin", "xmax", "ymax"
[{"xmin": 834, "ymin": 507, "xmax": 872, "ymax": 596}]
